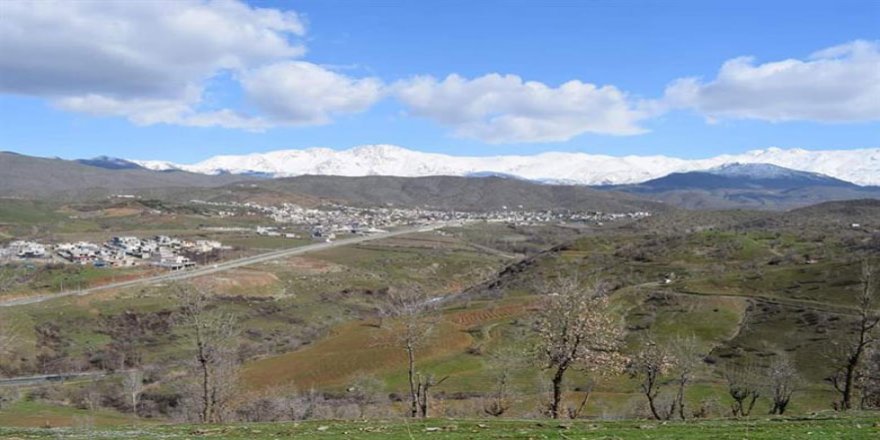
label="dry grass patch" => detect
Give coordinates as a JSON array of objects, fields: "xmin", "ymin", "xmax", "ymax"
[
  {"xmin": 242, "ymin": 319, "xmax": 472, "ymax": 391},
  {"xmin": 192, "ymin": 268, "xmax": 280, "ymax": 293},
  {"xmin": 241, "ymin": 300, "xmax": 534, "ymax": 392}
]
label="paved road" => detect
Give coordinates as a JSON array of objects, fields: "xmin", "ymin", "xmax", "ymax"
[
  {"xmin": 0, "ymin": 222, "xmax": 454, "ymax": 308},
  {"xmin": 0, "ymin": 372, "xmax": 108, "ymax": 387}
]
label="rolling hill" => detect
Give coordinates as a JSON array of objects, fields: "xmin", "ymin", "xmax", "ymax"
[
  {"xmin": 0, "ymin": 151, "xmax": 246, "ymax": 199},
  {"xmin": 609, "ymin": 163, "xmax": 880, "ymax": 210},
  {"xmin": 208, "ymin": 174, "xmax": 670, "ymax": 212}
]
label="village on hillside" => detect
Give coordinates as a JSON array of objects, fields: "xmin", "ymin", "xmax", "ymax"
[
  {"xmin": 0, "ymin": 200, "xmax": 651, "ymax": 271},
  {"xmin": 191, "ymin": 199, "xmax": 651, "ymax": 231}
]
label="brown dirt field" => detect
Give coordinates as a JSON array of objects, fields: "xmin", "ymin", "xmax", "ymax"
[
  {"xmin": 71, "ymin": 288, "xmax": 122, "ymax": 307},
  {"xmin": 370, "ymin": 235, "xmax": 469, "ymax": 251},
  {"xmin": 241, "ymin": 319, "xmax": 473, "ymax": 391},
  {"xmin": 446, "ymin": 301, "xmax": 536, "ymax": 328},
  {"xmin": 100, "ymin": 207, "xmax": 143, "ymax": 217},
  {"xmin": 281, "ymin": 256, "xmax": 345, "ymax": 274},
  {"xmin": 192, "ymin": 269, "xmax": 279, "ymax": 292},
  {"xmin": 241, "ymin": 300, "xmax": 536, "ymax": 393},
  {"xmin": 559, "ymin": 250, "xmax": 592, "ymax": 259}
]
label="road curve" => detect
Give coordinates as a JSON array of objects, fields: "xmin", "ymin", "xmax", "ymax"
[{"xmin": 0, "ymin": 222, "xmax": 452, "ymax": 308}]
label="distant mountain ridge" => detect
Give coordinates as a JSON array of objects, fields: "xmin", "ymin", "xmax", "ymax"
[
  {"xmin": 0, "ymin": 151, "xmax": 243, "ymax": 199},
  {"xmin": 216, "ymin": 174, "xmax": 667, "ymax": 212},
  {"xmin": 636, "ymin": 163, "xmax": 857, "ymax": 191},
  {"xmin": 130, "ymin": 144, "xmax": 880, "ymax": 186},
  {"xmin": 3, "ymin": 150, "xmax": 879, "ymax": 211},
  {"xmin": 76, "ymin": 156, "xmax": 145, "ymax": 170},
  {"xmin": 610, "ymin": 162, "xmax": 880, "ymax": 210},
  {"xmin": 0, "ymin": 151, "xmax": 667, "ymax": 212}
]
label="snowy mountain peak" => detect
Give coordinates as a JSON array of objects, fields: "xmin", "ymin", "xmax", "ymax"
[{"xmin": 129, "ymin": 145, "xmax": 880, "ymax": 186}]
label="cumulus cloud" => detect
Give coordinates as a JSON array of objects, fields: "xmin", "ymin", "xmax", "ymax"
[
  {"xmin": 54, "ymin": 92, "xmax": 270, "ymax": 130},
  {"xmin": 3, "ymin": 1, "xmax": 876, "ymax": 137},
  {"xmin": 394, "ymin": 74, "xmax": 648, "ymax": 143},
  {"xmin": 0, "ymin": 0, "xmax": 304, "ymax": 128},
  {"xmin": 241, "ymin": 61, "xmax": 383, "ymax": 125},
  {"xmin": 664, "ymin": 40, "xmax": 880, "ymax": 123}
]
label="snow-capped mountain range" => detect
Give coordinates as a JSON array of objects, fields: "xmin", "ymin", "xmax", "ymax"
[{"xmin": 132, "ymin": 145, "xmax": 880, "ymax": 186}]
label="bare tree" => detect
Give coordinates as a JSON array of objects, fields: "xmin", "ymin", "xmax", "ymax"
[
  {"xmin": 857, "ymin": 346, "xmax": 880, "ymax": 409},
  {"xmin": 629, "ymin": 335, "xmax": 701, "ymax": 421},
  {"xmin": 348, "ymin": 373, "xmax": 385, "ymax": 418},
  {"xmin": 175, "ymin": 284, "xmax": 240, "ymax": 423},
  {"xmin": 122, "ymin": 369, "xmax": 144, "ymax": 417},
  {"xmin": 565, "ymin": 377, "xmax": 597, "ymax": 420},
  {"xmin": 0, "ymin": 265, "xmax": 29, "ymax": 294},
  {"xmin": 534, "ymin": 276, "xmax": 626, "ymax": 419},
  {"xmin": 725, "ymin": 361, "xmax": 762, "ymax": 417},
  {"xmin": 483, "ymin": 344, "xmax": 525, "ymax": 417},
  {"xmin": 827, "ymin": 261, "xmax": 878, "ymax": 411},
  {"xmin": 629, "ymin": 339, "xmax": 675, "ymax": 420},
  {"xmin": 99, "ymin": 310, "xmax": 172, "ymax": 371},
  {"xmin": 416, "ymin": 373, "xmax": 448, "ymax": 418},
  {"xmin": 0, "ymin": 317, "xmax": 22, "ymax": 368},
  {"xmin": 669, "ymin": 335, "xmax": 701, "ymax": 420},
  {"xmin": 384, "ymin": 287, "xmax": 438, "ymax": 418},
  {"xmin": 767, "ymin": 355, "xmax": 799, "ymax": 415}
]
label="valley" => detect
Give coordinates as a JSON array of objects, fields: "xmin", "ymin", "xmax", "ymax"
[
  {"xmin": 2, "ymin": 2, "xmax": 879, "ymax": 437},
  {"xmin": 2, "ymin": 178, "xmax": 878, "ymax": 428}
]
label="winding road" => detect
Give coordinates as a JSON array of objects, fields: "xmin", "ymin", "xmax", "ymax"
[{"xmin": 0, "ymin": 222, "xmax": 454, "ymax": 308}]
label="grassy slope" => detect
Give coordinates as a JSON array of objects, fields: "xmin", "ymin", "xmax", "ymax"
[
  {"xmin": 0, "ymin": 400, "xmax": 138, "ymax": 428},
  {"xmin": 3, "ymin": 204, "xmax": 879, "ymax": 425}
]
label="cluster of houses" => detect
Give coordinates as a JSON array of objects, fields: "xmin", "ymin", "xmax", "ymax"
[
  {"xmin": 1, "ymin": 236, "xmax": 229, "ymax": 271},
  {"xmin": 191, "ymin": 200, "xmax": 652, "ymax": 234},
  {"xmin": 255, "ymin": 226, "xmax": 298, "ymax": 238},
  {"xmin": 2, "ymin": 240, "xmax": 47, "ymax": 259}
]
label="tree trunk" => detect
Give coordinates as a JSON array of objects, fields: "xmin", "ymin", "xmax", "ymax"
[
  {"xmin": 550, "ymin": 366, "xmax": 567, "ymax": 419},
  {"xmin": 407, "ymin": 344, "xmax": 418, "ymax": 418},
  {"xmin": 197, "ymin": 331, "xmax": 212, "ymax": 423},
  {"xmin": 418, "ymin": 380, "xmax": 428, "ymax": 418},
  {"xmin": 569, "ymin": 387, "xmax": 592, "ymax": 419},
  {"xmin": 200, "ymin": 357, "xmax": 211, "ymax": 423},
  {"xmin": 771, "ymin": 399, "xmax": 788, "ymax": 415},
  {"xmin": 842, "ymin": 360, "xmax": 856, "ymax": 410},
  {"xmin": 646, "ymin": 392, "xmax": 662, "ymax": 420},
  {"xmin": 675, "ymin": 378, "xmax": 688, "ymax": 420}
]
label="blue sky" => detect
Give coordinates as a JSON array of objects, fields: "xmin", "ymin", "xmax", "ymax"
[{"xmin": 0, "ymin": 0, "xmax": 878, "ymax": 162}]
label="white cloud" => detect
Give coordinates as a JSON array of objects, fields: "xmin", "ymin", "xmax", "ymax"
[
  {"xmin": 54, "ymin": 92, "xmax": 269, "ymax": 131},
  {"xmin": 0, "ymin": 0, "xmax": 304, "ymax": 128},
  {"xmin": 664, "ymin": 40, "xmax": 880, "ymax": 123},
  {"xmin": 3, "ymin": 1, "xmax": 875, "ymax": 138},
  {"xmin": 241, "ymin": 61, "xmax": 383, "ymax": 125},
  {"xmin": 394, "ymin": 74, "xmax": 648, "ymax": 143}
]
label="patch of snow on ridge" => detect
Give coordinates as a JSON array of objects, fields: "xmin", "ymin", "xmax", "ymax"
[{"xmin": 129, "ymin": 145, "xmax": 880, "ymax": 186}]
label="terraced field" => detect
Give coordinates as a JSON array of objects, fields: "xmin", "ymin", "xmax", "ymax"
[{"xmin": 241, "ymin": 299, "xmax": 533, "ymax": 391}]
